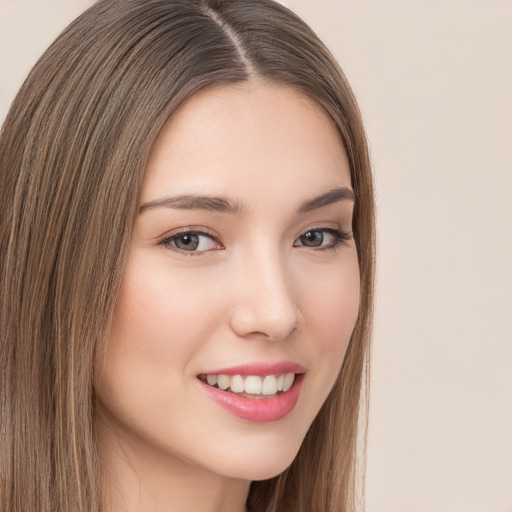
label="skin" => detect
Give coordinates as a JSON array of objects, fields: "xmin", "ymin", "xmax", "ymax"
[{"xmin": 94, "ymin": 81, "xmax": 360, "ymax": 512}]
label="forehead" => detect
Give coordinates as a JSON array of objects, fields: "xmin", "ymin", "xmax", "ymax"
[{"xmin": 142, "ymin": 82, "xmax": 351, "ymax": 203}]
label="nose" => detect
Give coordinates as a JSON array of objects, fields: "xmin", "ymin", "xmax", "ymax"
[{"xmin": 229, "ymin": 248, "xmax": 301, "ymax": 341}]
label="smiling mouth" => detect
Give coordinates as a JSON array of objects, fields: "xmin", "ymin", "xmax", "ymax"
[{"xmin": 198, "ymin": 373, "xmax": 296, "ymax": 399}]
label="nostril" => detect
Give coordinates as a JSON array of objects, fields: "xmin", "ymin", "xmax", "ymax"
[{"xmin": 229, "ymin": 306, "xmax": 299, "ymax": 341}]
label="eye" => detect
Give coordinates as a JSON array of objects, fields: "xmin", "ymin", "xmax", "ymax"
[
  {"xmin": 294, "ymin": 228, "xmax": 351, "ymax": 249},
  {"xmin": 159, "ymin": 230, "xmax": 222, "ymax": 254}
]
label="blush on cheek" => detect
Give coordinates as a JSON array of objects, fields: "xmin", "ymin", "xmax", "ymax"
[{"xmin": 313, "ymin": 282, "xmax": 360, "ymax": 363}]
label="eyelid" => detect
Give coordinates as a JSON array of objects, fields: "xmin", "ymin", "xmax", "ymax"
[{"xmin": 159, "ymin": 225, "xmax": 220, "ymax": 240}]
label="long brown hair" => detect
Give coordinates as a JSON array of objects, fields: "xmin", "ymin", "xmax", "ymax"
[{"xmin": 0, "ymin": 1, "xmax": 375, "ymax": 511}]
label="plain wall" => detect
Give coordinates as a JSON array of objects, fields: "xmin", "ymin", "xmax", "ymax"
[{"xmin": 1, "ymin": 1, "xmax": 511, "ymax": 511}]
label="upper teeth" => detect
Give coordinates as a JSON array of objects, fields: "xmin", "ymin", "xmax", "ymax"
[{"xmin": 205, "ymin": 373, "xmax": 295, "ymax": 396}]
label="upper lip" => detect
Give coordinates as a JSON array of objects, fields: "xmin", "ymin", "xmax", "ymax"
[{"xmin": 200, "ymin": 361, "xmax": 305, "ymax": 376}]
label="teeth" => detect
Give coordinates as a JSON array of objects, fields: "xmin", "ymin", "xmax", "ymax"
[
  {"xmin": 230, "ymin": 375, "xmax": 244, "ymax": 393},
  {"xmin": 283, "ymin": 373, "xmax": 295, "ymax": 392},
  {"xmin": 262, "ymin": 375, "xmax": 278, "ymax": 396},
  {"xmin": 277, "ymin": 374, "xmax": 285, "ymax": 391},
  {"xmin": 204, "ymin": 372, "xmax": 296, "ymax": 397},
  {"xmin": 217, "ymin": 375, "xmax": 230, "ymax": 390},
  {"xmin": 244, "ymin": 375, "xmax": 262, "ymax": 394}
]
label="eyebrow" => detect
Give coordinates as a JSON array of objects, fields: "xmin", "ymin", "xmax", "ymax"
[
  {"xmin": 140, "ymin": 195, "xmax": 246, "ymax": 215},
  {"xmin": 297, "ymin": 187, "xmax": 355, "ymax": 213},
  {"xmin": 139, "ymin": 187, "xmax": 355, "ymax": 215}
]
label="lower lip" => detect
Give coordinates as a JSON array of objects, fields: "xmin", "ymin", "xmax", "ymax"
[{"xmin": 199, "ymin": 374, "xmax": 303, "ymax": 423}]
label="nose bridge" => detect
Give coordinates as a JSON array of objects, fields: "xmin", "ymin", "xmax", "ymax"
[{"xmin": 230, "ymin": 243, "xmax": 299, "ymax": 340}]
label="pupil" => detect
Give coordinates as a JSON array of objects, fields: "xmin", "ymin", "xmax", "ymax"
[
  {"xmin": 302, "ymin": 231, "xmax": 323, "ymax": 247},
  {"xmin": 176, "ymin": 234, "xmax": 199, "ymax": 250}
]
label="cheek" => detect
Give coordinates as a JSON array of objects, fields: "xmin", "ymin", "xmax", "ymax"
[
  {"xmin": 300, "ymin": 254, "xmax": 360, "ymax": 353},
  {"xmin": 285, "ymin": 252, "xmax": 359, "ymax": 437},
  {"xmin": 108, "ymin": 256, "xmax": 217, "ymax": 363},
  {"xmin": 93, "ymin": 254, "xmax": 227, "ymax": 443},
  {"xmin": 296, "ymin": 252, "xmax": 360, "ymax": 401},
  {"xmin": 95, "ymin": 257, "xmax": 200, "ymax": 403}
]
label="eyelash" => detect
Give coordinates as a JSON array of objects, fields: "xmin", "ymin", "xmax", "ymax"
[
  {"xmin": 157, "ymin": 227, "xmax": 221, "ymax": 256},
  {"xmin": 294, "ymin": 227, "xmax": 352, "ymax": 250},
  {"xmin": 157, "ymin": 227, "xmax": 352, "ymax": 256}
]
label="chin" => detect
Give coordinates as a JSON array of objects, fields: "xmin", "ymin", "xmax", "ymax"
[
  {"xmin": 224, "ymin": 457, "xmax": 296, "ymax": 482},
  {"xmin": 208, "ymin": 430, "xmax": 306, "ymax": 482},
  {"xmin": 244, "ymin": 460, "xmax": 295, "ymax": 482}
]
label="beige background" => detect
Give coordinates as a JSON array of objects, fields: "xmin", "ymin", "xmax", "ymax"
[{"xmin": 1, "ymin": 1, "xmax": 511, "ymax": 511}]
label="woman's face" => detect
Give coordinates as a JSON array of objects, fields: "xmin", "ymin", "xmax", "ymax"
[{"xmin": 95, "ymin": 82, "xmax": 360, "ymax": 482}]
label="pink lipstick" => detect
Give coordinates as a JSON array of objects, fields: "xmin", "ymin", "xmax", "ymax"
[{"xmin": 198, "ymin": 361, "xmax": 304, "ymax": 422}]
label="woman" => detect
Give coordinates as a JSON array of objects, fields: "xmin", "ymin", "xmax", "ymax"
[{"xmin": 0, "ymin": 1, "xmax": 375, "ymax": 511}]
